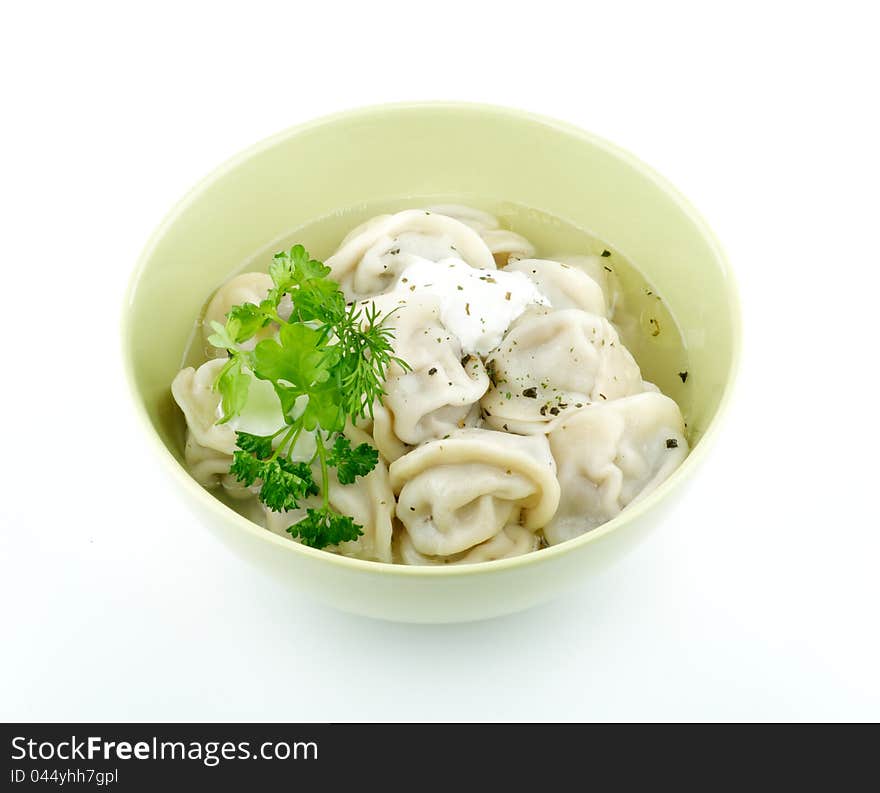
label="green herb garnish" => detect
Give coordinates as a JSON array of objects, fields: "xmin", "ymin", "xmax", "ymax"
[{"xmin": 207, "ymin": 244, "xmax": 409, "ymax": 549}]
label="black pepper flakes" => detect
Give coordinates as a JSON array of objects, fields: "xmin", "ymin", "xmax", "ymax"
[
  {"xmin": 601, "ymin": 249, "xmax": 611, "ymax": 257},
  {"xmin": 599, "ymin": 393, "xmax": 607, "ymax": 400},
  {"xmin": 428, "ymin": 367, "xmax": 437, "ymax": 375},
  {"xmin": 678, "ymin": 371, "xmax": 689, "ymax": 383},
  {"xmin": 522, "ymin": 387, "xmax": 538, "ymax": 398},
  {"xmin": 666, "ymin": 438, "xmax": 679, "ymax": 449}
]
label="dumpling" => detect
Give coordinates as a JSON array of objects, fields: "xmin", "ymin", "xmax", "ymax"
[
  {"xmin": 171, "ymin": 357, "xmax": 296, "ymax": 450},
  {"xmin": 171, "ymin": 359, "xmax": 237, "ymax": 455},
  {"xmin": 396, "ymin": 525, "xmax": 539, "ymax": 565},
  {"xmin": 429, "ymin": 204, "xmax": 535, "ymax": 266},
  {"xmin": 326, "ymin": 209, "xmax": 496, "ymax": 299},
  {"xmin": 504, "ymin": 258, "xmax": 608, "ymax": 316},
  {"xmin": 172, "ymin": 361, "xmax": 257, "ymax": 498},
  {"xmin": 201, "ymin": 272, "xmax": 274, "ymax": 358},
  {"xmin": 182, "ymin": 431, "xmax": 247, "ymax": 496},
  {"xmin": 262, "ymin": 425, "xmax": 394, "ymax": 563},
  {"xmin": 544, "ymin": 392, "xmax": 688, "ymax": 544},
  {"xmin": 389, "ymin": 429, "xmax": 560, "ymax": 557},
  {"xmin": 554, "ymin": 254, "xmax": 620, "ymax": 316},
  {"xmin": 172, "ymin": 358, "xmax": 315, "ymax": 497},
  {"xmin": 355, "ymin": 402, "xmax": 410, "ymax": 463},
  {"xmin": 481, "ymin": 308, "xmax": 647, "ymax": 434},
  {"xmin": 426, "ymin": 204, "xmax": 499, "ymax": 231},
  {"xmin": 360, "ymin": 292, "xmax": 490, "ymax": 450}
]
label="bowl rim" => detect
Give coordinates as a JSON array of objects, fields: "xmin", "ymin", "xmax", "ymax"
[{"xmin": 122, "ymin": 100, "xmax": 742, "ymax": 578}]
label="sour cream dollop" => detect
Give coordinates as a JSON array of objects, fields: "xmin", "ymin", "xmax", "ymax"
[{"xmin": 394, "ymin": 257, "xmax": 550, "ymax": 355}]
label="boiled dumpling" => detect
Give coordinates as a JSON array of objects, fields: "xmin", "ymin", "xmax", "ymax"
[
  {"xmin": 554, "ymin": 254, "xmax": 620, "ymax": 316},
  {"xmin": 171, "ymin": 359, "xmax": 237, "ymax": 455},
  {"xmin": 396, "ymin": 525, "xmax": 539, "ymax": 565},
  {"xmin": 544, "ymin": 392, "xmax": 688, "ymax": 544},
  {"xmin": 426, "ymin": 204, "xmax": 499, "ymax": 231},
  {"xmin": 172, "ymin": 358, "xmax": 314, "ymax": 497},
  {"xmin": 201, "ymin": 272, "xmax": 277, "ymax": 358},
  {"xmin": 326, "ymin": 209, "xmax": 496, "ymax": 299},
  {"xmin": 360, "ymin": 292, "xmax": 490, "ymax": 450},
  {"xmin": 181, "ymin": 431, "xmax": 248, "ymax": 497},
  {"xmin": 429, "ymin": 204, "xmax": 536, "ymax": 265},
  {"xmin": 355, "ymin": 402, "xmax": 410, "ymax": 463},
  {"xmin": 172, "ymin": 361, "xmax": 255, "ymax": 498},
  {"xmin": 505, "ymin": 258, "xmax": 608, "ymax": 316},
  {"xmin": 262, "ymin": 425, "xmax": 394, "ymax": 563},
  {"xmin": 389, "ymin": 429, "xmax": 560, "ymax": 557},
  {"xmin": 481, "ymin": 308, "xmax": 647, "ymax": 434}
]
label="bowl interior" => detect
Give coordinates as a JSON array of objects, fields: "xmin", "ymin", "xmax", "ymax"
[{"xmin": 126, "ymin": 103, "xmax": 738, "ymax": 526}]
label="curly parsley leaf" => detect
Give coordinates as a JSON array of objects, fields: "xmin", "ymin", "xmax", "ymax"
[
  {"xmin": 291, "ymin": 277, "xmax": 346, "ymax": 324},
  {"xmin": 230, "ymin": 450, "xmax": 318, "ymax": 512},
  {"xmin": 214, "ymin": 358, "xmax": 251, "ymax": 424},
  {"xmin": 226, "ymin": 302, "xmax": 271, "ymax": 343},
  {"xmin": 287, "ymin": 507, "xmax": 363, "ymax": 549},
  {"xmin": 234, "ymin": 431, "xmax": 275, "ymax": 459},
  {"xmin": 327, "ymin": 435, "xmax": 379, "ymax": 485},
  {"xmin": 269, "ymin": 244, "xmax": 331, "ymax": 297}
]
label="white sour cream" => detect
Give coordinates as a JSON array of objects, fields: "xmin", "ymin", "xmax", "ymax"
[{"xmin": 395, "ymin": 257, "xmax": 549, "ymax": 355}]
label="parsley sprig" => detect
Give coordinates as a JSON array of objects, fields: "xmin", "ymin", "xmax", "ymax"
[{"xmin": 207, "ymin": 244, "xmax": 408, "ymax": 549}]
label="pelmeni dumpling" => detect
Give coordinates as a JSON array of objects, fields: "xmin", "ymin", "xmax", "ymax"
[
  {"xmin": 202, "ymin": 273, "xmax": 275, "ymax": 358},
  {"xmin": 481, "ymin": 308, "xmax": 646, "ymax": 434},
  {"xmin": 356, "ymin": 402, "xmax": 410, "ymax": 463},
  {"xmin": 389, "ymin": 429, "xmax": 560, "ymax": 557},
  {"xmin": 544, "ymin": 392, "xmax": 688, "ymax": 545},
  {"xmin": 181, "ymin": 431, "xmax": 246, "ymax": 497},
  {"xmin": 396, "ymin": 525, "xmax": 539, "ymax": 565},
  {"xmin": 505, "ymin": 258, "xmax": 608, "ymax": 317},
  {"xmin": 554, "ymin": 254, "xmax": 620, "ymax": 316},
  {"xmin": 172, "ymin": 361, "xmax": 256, "ymax": 498},
  {"xmin": 360, "ymin": 292, "xmax": 490, "ymax": 450},
  {"xmin": 171, "ymin": 358, "xmax": 315, "ymax": 495},
  {"xmin": 171, "ymin": 359, "xmax": 237, "ymax": 455},
  {"xmin": 262, "ymin": 425, "xmax": 394, "ymax": 563},
  {"xmin": 429, "ymin": 204, "xmax": 536, "ymax": 265},
  {"xmin": 326, "ymin": 209, "xmax": 496, "ymax": 299}
]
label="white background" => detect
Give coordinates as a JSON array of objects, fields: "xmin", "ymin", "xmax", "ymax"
[{"xmin": 2, "ymin": 1, "xmax": 878, "ymax": 722}]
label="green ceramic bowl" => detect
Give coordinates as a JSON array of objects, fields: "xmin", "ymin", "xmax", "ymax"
[{"xmin": 123, "ymin": 103, "xmax": 740, "ymax": 623}]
